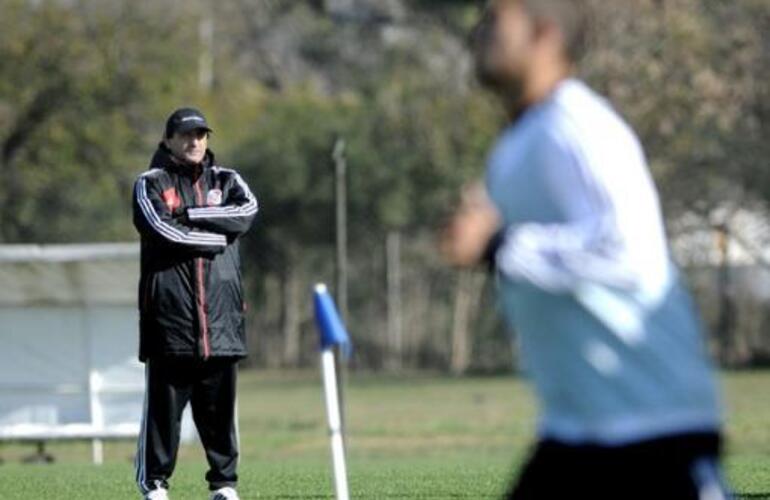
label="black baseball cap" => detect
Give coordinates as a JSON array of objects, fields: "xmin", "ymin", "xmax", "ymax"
[{"xmin": 165, "ymin": 107, "xmax": 213, "ymax": 138}]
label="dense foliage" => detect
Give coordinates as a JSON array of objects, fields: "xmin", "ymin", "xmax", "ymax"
[{"xmin": 1, "ymin": 0, "xmax": 767, "ymax": 369}]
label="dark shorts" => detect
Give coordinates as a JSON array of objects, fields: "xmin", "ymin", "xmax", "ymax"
[{"xmin": 506, "ymin": 432, "xmax": 730, "ymax": 500}]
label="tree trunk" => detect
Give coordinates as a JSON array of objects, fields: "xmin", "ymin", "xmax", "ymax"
[
  {"xmin": 450, "ymin": 270, "xmax": 485, "ymax": 375},
  {"xmin": 402, "ymin": 260, "xmax": 431, "ymax": 370},
  {"xmin": 0, "ymin": 82, "xmax": 69, "ymax": 241},
  {"xmin": 198, "ymin": 14, "xmax": 214, "ymax": 91},
  {"xmin": 385, "ymin": 230, "xmax": 403, "ymax": 371},
  {"xmin": 715, "ymin": 226, "xmax": 735, "ymax": 365},
  {"xmin": 281, "ymin": 253, "xmax": 302, "ymax": 368}
]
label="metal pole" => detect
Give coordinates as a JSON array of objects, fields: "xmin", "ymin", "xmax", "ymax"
[
  {"xmin": 332, "ymin": 138, "xmax": 348, "ymax": 322},
  {"xmin": 331, "ymin": 138, "xmax": 349, "ymax": 454}
]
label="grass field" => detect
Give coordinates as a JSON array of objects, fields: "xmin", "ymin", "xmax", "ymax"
[{"xmin": 0, "ymin": 370, "xmax": 769, "ymax": 499}]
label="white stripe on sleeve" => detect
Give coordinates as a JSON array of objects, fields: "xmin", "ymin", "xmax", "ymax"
[
  {"xmin": 136, "ymin": 175, "xmax": 227, "ymax": 247},
  {"xmin": 187, "ymin": 170, "xmax": 258, "ymax": 219}
]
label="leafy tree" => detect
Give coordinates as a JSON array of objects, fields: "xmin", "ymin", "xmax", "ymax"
[{"xmin": 0, "ymin": 0, "xmax": 198, "ymax": 241}]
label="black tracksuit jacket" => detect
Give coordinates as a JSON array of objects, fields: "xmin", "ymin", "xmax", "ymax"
[{"xmin": 132, "ymin": 144, "xmax": 258, "ymax": 361}]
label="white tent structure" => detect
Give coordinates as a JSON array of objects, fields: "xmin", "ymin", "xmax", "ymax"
[{"xmin": 0, "ymin": 243, "xmax": 193, "ymax": 464}]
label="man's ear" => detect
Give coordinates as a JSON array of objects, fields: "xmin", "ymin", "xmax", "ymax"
[
  {"xmin": 533, "ymin": 16, "xmax": 564, "ymax": 50},
  {"xmin": 531, "ymin": 15, "xmax": 548, "ymax": 36}
]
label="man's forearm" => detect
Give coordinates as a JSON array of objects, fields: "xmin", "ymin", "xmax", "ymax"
[{"xmin": 184, "ymin": 204, "xmax": 257, "ymax": 237}]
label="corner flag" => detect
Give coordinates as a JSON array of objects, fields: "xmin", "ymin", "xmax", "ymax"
[
  {"xmin": 313, "ymin": 283, "xmax": 350, "ymax": 500},
  {"xmin": 313, "ymin": 283, "xmax": 352, "ymax": 356}
]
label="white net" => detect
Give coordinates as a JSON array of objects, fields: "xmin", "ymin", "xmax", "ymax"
[{"xmin": 0, "ymin": 244, "xmax": 142, "ymax": 441}]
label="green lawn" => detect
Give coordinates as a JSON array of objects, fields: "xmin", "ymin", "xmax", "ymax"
[{"xmin": 0, "ymin": 371, "xmax": 768, "ymax": 499}]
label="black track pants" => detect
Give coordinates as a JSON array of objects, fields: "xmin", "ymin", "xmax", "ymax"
[
  {"xmin": 506, "ymin": 432, "xmax": 729, "ymax": 500},
  {"xmin": 135, "ymin": 357, "xmax": 239, "ymax": 494}
]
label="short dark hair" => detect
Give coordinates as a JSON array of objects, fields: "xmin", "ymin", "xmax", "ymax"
[
  {"xmin": 472, "ymin": 0, "xmax": 591, "ymax": 65},
  {"xmin": 519, "ymin": 0, "xmax": 591, "ymax": 62}
]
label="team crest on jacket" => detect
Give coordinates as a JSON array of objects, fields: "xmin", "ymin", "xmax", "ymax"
[
  {"xmin": 161, "ymin": 188, "xmax": 181, "ymax": 211},
  {"xmin": 207, "ymin": 189, "xmax": 223, "ymax": 206}
]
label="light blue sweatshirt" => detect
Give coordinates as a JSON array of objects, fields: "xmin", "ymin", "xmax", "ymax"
[{"xmin": 486, "ymin": 79, "xmax": 721, "ymax": 445}]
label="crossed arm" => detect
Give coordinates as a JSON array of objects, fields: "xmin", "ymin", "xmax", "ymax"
[
  {"xmin": 441, "ymin": 135, "xmax": 669, "ymax": 300},
  {"xmin": 185, "ymin": 170, "xmax": 259, "ymax": 237},
  {"xmin": 133, "ymin": 170, "xmax": 258, "ymax": 255}
]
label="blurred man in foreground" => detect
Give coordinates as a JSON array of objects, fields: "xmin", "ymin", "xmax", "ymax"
[{"xmin": 442, "ymin": 1, "xmax": 730, "ymax": 498}]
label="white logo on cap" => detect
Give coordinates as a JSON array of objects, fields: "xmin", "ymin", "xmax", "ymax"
[{"xmin": 181, "ymin": 116, "xmax": 204, "ymax": 122}]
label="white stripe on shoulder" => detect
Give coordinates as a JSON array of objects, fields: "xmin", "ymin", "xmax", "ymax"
[{"xmin": 137, "ymin": 168, "xmax": 164, "ymax": 179}]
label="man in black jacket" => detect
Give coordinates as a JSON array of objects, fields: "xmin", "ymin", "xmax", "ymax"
[{"xmin": 132, "ymin": 108, "xmax": 257, "ymax": 500}]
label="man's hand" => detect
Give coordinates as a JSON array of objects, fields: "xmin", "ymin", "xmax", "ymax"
[
  {"xmin": 174, "ymin": 209, "xmax": 191, "ymax": 226},
  {"xmin": 440, "ymin": 182, "xmax": 501, "ymax": 268}
]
